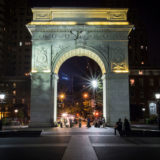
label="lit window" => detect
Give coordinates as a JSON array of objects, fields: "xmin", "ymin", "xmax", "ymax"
[
  {"xmin": 13, "ymin": 83, "xmax": 16, "ymax": 88},
  {"xmin": 22, "ymin": 98, "xmax": 25, "ymax": 104},
  {"xmin": 149, "ymin": 78, "xmax": 154, "ymax": 86},
  {"xmin": 25, "ymin": 42, "xmax": 31, "ymax": 46},
  {"xmin": 19, "ymin": 42, "xmax": 22, "ymax": 46},
  {"xmin": 139, "ymin": 70, "xmax": 143, "ymax": 75},
  {"xmin": 24, "ymin": 73, "xmax": 30, "ymax": 76},
  {"xmin": 130, "ymin": 79, "xmax": 135, "ymax": 86},
  {"xmin": 13, "ymin": 98, "xmax": 16, "ymax": 104},
  {"xmin": 13, "ymin": 90, "xmax": 16, "ymax": 95}
]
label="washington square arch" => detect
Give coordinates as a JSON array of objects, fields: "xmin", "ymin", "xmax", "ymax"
[{"xmin": 27, "ymin": 8, "xmax": 133, "ymax": 127}]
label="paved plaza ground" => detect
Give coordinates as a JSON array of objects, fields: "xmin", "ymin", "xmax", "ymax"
[{"xmin": 0, "ymin": 125, "xmax": 160, "ymax": 160}]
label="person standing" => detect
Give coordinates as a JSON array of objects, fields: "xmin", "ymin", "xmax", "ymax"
[
  {"xmin": 87, "ymin": 117, "xmax": 91, "ymax": 128},
  {"xmin": 78, "ymin": 117, "xmax": 82, "ymax": 128},
  {"xmin": 114, "ymin": 118, "xmax": 123, "ymax": 136},
  {"xmin": 69, "ymin": 118, "xmax": 72, "ymax": 128},
  {"xmin": 123, "ymin": 118, "xmax": 131, "ymax": 136},
  {"xmin": 102, "ymin": 117, "xmax": 105, "ymax": 128}
]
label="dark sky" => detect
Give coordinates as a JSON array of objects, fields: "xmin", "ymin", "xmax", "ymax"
[{"xmin": 29, "ymin": 0, "xmax": 160, "ymax": 66}]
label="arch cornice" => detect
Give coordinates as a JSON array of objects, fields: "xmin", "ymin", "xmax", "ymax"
[{"xmin": 53, "ymin": 45, "xmax": 107, "ymax": 74}]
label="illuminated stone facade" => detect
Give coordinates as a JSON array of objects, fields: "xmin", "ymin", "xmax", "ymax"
[{"xmin": 27, "ymin": 8, "xmax": 132, "ymax": 127}]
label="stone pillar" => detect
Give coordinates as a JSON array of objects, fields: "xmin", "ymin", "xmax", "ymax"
[
  {"xmin": 107, "ymin": 73, "xmax": 130, "ymax": 125},
  {"xmin": 29, "ymin": 73, "xmax": 51, "ymax": 127},
  {"xmin": 53, "ymin": 74, "xmax": 59, "ymax": 122},
  {"xmin": 101, "ymin": 74, "xmax": 108, "ymax": 122}
]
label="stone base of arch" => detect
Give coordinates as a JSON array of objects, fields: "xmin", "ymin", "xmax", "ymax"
[{"xmin": 29, "ymin": 72, "xmax": 130, "ymax": 127}]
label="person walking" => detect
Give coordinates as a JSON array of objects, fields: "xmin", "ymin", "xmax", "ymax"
[
  {"xmin": 123, "ymin": 118, "xmax": 131, "ymax": 136},
  {"xmin": 69, "ymin": 118, "xmax": 72, "ymax": 128},
  {"xmin": 102, "ymin": 117, "xmax": 105, "ymax": 128},
  {"xmin": 78, "ymin": 117, "xmax": 82, "ymax": 128},
  {"xmin": 87, "ymin": 117, "xmax": 91, "ymax": 128},
  {"xmin": 114, "ymin": 118, "xmax": 123, "ymax": 136}
]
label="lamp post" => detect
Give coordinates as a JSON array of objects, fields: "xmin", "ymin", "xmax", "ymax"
[
  {"xmin": 155, "ymin": 93, "xmax": 160, "ymax": 129},
  {"xmin": 59, "ymin": 93, "xmax": 65, "ymax": 108},
  {"xmin": 91, "ymin": 79, "xmax": 98, "ymax": 99},
  {"xmin": 83, "ymin": 93, "xmax": 89, "ymax": 99},
  {"xmin": 0, "ymin": 94, "xmax": 5, "ymax": 120},
  {"xmin": 90, "ymin": 79, "xmax": 99, "ymax": 118}
]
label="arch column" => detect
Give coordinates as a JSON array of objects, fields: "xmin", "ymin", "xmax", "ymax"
[
  {"xmin": 53, "ymin": 74, "xmax": 59, "ymax": 122},
  {"xmin": 102, "ymin": 74, "xmax": 109, "ymax": 123}
]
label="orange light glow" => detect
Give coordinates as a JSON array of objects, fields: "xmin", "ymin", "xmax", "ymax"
[{"xmin": 83, "ymin": 93, "xmax": 89, "ymax": 99}]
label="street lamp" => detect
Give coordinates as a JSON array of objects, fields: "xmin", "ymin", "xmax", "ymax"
[
  {"xmin": 59, "ymin": 93, "xmax": 65, "ymax": 108},
  {"xmin": 83, "ymin": 93, "xmax": 89, "ymax": 99},
  {"xmin": 155, "ymin": 93, "xmax": 160, "ymax": 129},
  {"xmin": 91, "ymin": 79, "xmax": 98, "ymax": 104},
  {"xmin": 0, "ymin": 94, "xmax": 5, "ymax": 120},
  {"xmin": 91, "ymin": 80, "xmax": 98, "ymax": 89}
]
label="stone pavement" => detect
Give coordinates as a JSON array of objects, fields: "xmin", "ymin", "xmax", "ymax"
[
  {"xmin": 62, "ymin": 135, "xmax": 98, "ymax": 160},
  {"xmin": 1, "ymin": 125, "xmax": 160, "ymax": 160},
  {"xmin": 43, "ymin": 126, "xmax": 112, "ymax": 160}
]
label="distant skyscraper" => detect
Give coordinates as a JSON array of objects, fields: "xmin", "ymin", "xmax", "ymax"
[
  {"xmin": 0, "ymin": 0, "xmax": 5, "ymax": 76},
  {"xmin": 4, "ymin": 0, "xmax": 32, "ymax": 76}
]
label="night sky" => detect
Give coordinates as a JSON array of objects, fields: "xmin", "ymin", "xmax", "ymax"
[{"xmin": 29, "ymin": 0, "xmax": 160, "ymax": 66}]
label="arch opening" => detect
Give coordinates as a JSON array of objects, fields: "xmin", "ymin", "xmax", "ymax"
[
  {"xmin": 53, "ymin": 48, "xmax": 108, "ymax": 123},
  {"xmin": 54, "ymin": 48, "xmax": 106, "ymax": 75}
]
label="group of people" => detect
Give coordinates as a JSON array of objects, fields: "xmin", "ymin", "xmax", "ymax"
[
  {"xmin": 93, "ymin": 117, "xmax": 105, "ymax": 128},
  {"xmin": 114, "ymin": 118, "xmax": 131, "ymax": 136},
  {"xmin": 58, "ymin": 116, "xmax": 106, "ymax": 128}
]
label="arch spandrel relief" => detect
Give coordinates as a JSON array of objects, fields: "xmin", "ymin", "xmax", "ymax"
[
  {"xmin": 110, "ymin": 47, "xmax": 128, "ymax": 73},
  {"xmin": 32, "ymin": 45, "xmax": 51, "ymax": 72}
]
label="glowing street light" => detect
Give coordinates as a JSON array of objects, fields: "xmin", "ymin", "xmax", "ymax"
[
  {"xmin": 62, "ymin": 113, "xmax": 68, "ymax": 117},
  {"xmin": 0, "ymin": 94, "xmax": 5, "ymax": 120},
  {"xmin": 60, "ymin": 93, "xmax": 65, "ymax": 100},
  {"xmin": 90, "ymin": 79, "xmax": 98, "ymax": 107},
  {"xmin": 14, "ymin": 109, "xmax": 19, "ymax": 114},
  {"xmin": 83, "ymin": 93, "xmax": 89, "ymax": 99},
  {"xmin": 155, "ymin": 93, "xmax": 160, "ymax": 100},
  {"xmin": 91, "ymin": 79, "xmax": 98, "ymax": 89},
  {"xmin": 0, "ymin": 94, "xmax": 5, "ymax": 100},
  {"xmin": 155, "ymin": 92, "xmax": 160, "ymax": 129},
  {"xmin": 59, "ymin": 93, "xmax": 65, "ymax": 108}
]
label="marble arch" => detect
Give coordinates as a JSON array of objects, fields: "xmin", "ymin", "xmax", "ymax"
[{"xmin": 27, "ymin": 7, "xmax": 133, "ymax": 127}]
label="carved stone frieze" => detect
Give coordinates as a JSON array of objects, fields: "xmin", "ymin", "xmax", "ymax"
[
  {"xmin": 32, "ymin": 46, "xmax": 51, "ymax": 71},
  {"xmin": 110, "ymin": 47, "xmax": 127, "ymax": 71},
  {"xmin": 32, "ymin": 31, "xmax": 127, "ymax": 41},
  {"xmin": 51, "ymin": 44, "xmax": 68, "ymax": 64},
  {"xmin": 111, "ymin": 62, "xmax": 126, "ymax": 70},
  {"xmin": 108, "ymin": 11, "xmax": 127, "ymax": 21},
  {"xmin": 33, "ymin": 11, "xmax": 51, "ymax": 21}
]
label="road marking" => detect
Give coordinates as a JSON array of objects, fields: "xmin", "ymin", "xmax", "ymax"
[
  {"xmin": 92, "ymin": 143, "xmax": 160, "ymax": 147},
  {"xmin": 0, "ymin": 143, "xmax": 68, "ymax": 148}
]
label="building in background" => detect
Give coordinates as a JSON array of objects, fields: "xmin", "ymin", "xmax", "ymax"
[
  {"xmin": 0, "ymin": 76, "xmax": 30, "ymax": 122},
  {"xmin": 4, "ymin": 0, "xmax": 32, "ymax": 76},
  {"xmin": 0, "ymin": 0, "xmax": 6, "ymax": 76},
  {"xmin": 129, "ymin": 69, "xmax": 160, "ymax": 122},
  {"xmin": 0, "ymin": 0, "xmax": 31, "ymax": 123}
]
